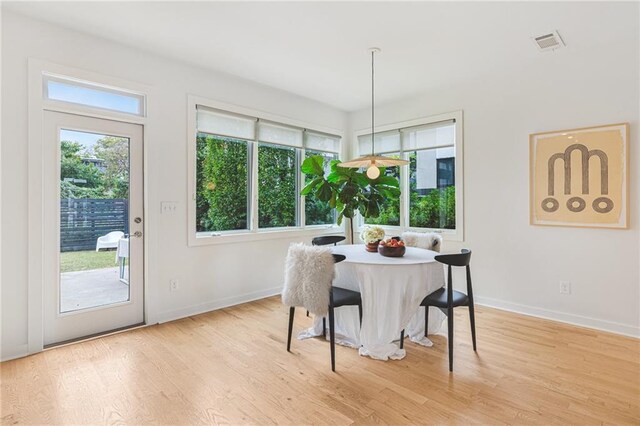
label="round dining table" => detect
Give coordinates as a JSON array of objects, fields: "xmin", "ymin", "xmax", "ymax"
[{"xmin": 298, "ymin": 244, "xmax": 446, "ymax": 360}]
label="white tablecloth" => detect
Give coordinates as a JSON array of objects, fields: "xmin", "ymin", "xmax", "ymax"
[{"xmin": 299, "ymin": 244, "xmax": 446, "ymax": 360}]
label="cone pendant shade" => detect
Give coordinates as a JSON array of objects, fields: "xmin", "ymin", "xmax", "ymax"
[
  {"xmin": 338, "ymin": 48, "xmax": 408, "ymax": 174},
  {"xmin": 339, "ymin": 155, "xmax": 409, "ymax": 168}
]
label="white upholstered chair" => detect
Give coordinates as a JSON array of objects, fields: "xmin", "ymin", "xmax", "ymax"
[{"xmin": 401, "ymin": 231, "xmax": 443, "ymax": 252}]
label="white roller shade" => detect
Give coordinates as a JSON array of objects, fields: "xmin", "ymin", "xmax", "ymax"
[
  {"xmin": 196, "ymin": 106, "xmax": 256, "ymax": 140},
  {"xmin": 305, "ymin": 131, "xmax": 341, "ymax": 153},
  {"xmin": 358, "ymin": 130, "xmax": 401, "ymax": 155},
  {"xmin": 258, "ymin": 121, "xmax": 303, "ymax": 147},
  {"xmin": 402, "ymin": 121, "xmax": 455, "ymax": 150}
]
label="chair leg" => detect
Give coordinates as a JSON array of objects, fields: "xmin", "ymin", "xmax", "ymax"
[
  {"xmin": 329, "ymin": 306, "xmax": 336, "ymax": 372},
  {"xmin": 400, "ymin": 329, "xmax": 404, "ymax": 349},
  {"xmin": 424, "ymin": 305, "xmax": 430, "ymax": 337},
  {"xmin": 322, "ymin": 317, "xmax": 326, "ymax": 338},
  {"xmin": 469, "ymin": 304, "xmax": 477, "ymax": 351},
  {"xmin": 447, "ymin": 307, "xmax": 454, "ymax": 372},
  {"xmin": 358, "ymin": 303, "xmax": 363, "ymax": 327},
  {"xmin": 287, "ymin": 307, "xmax": 295, "ymax": 352},
  {"xmin": 306, "ymin": 310, "xmax": 309, "ymax": 317}
]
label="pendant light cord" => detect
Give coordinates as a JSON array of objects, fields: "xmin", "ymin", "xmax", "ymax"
[{"xmin": 371, "ymin": 49, "xmax": 375, "ymax": 156}]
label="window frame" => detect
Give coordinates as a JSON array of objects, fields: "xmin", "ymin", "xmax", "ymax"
[
  {"xmin": 354, "ymin": 110, "xmax": 464, "ymax": 242},
  {"xmin": 187, "ymin": 95, "xmax": 344, "ymax": 247}
]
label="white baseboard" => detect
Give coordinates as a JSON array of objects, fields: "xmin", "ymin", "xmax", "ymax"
[
  {"xmin": 156, "ymin": 286, "xmax": 282, "ymax": 324},
  {"xmin": 475, "ymin": 296, "xmax": 640, "ymax": 338},
  {"xmin": 1, "ymin": 343, "xmax": 29, "ymax": 362}
]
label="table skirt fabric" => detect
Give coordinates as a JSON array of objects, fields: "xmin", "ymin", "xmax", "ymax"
[{"xmin": 298, "ymin": 246, "xmax": 446, "ymax": 361}]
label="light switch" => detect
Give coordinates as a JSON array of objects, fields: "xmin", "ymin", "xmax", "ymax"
[{"xmin": 161, "ymin": 201, "xmax": 178, "ymax": 214}]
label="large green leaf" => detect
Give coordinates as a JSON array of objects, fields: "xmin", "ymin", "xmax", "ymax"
[
  {"xmin": 338, "ymin": 183, "xmax": 358, "ymax": 204},
  {"xmin": 378, "ymin": 186, "xmax": 401, "ymax": 198},
  {"xmin": 300, "ymin": 177, "xmax": 323, "ymax": 195},
  {"xmin": 365, "ymin": 199, "xmax": 381, "ymax": 218},
  {"xmin": 301, "ymin": 155, "xmax": 325, "ymax": 176},
  {"xmin": 317, "ymin": 181, "xmax": 333, "ymax": 201},
  {"xmin": 374, "ymin": 175, "xmax": 400, "ymax": 187},
  {"xmin": 353, "ymin": 172, "xmax": 370, "ymax": 187},
  {"xmin": 326, "ymin": 171, "xmax": 345, "ymax": 183},
  {"xmin": 329, "ymin": 193, "xmax": 337, "ymax": 208}
]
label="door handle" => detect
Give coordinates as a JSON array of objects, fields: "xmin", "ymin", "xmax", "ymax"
[{"xmin": 132, "ymin": 231, "xmax": 143, "ymax": 238}]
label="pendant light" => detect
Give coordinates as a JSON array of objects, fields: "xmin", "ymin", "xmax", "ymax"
[{"xmin": 338, "ymin": 47, "xmax": 408, "ymax": 179}]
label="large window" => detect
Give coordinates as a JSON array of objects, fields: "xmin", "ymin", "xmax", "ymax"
[
  {"xmin": 196, "ymin": 134, "xmax": 249, "ymax": 232},
  {"xmin": 192, "ymin": 104, "xmax": 341, "ymax": 240},
  {"xmin": 258, "ymin": 143, "xmax": 297, "ymax": 228},
  {"xmin": 356, "ymin": 113, "xmax": 463, "ymax": 240}
]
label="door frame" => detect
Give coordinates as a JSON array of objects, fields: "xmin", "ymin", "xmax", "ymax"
[{"xmin": 27, "ymin": 59, "xmax": 153, "ymax": 354}]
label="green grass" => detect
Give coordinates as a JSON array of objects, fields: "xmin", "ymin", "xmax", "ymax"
[{"xmin": 60, "ymin": 250, "xmax": 118, "ymax": 273}]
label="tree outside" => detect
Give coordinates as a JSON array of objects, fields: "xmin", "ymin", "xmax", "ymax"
[{"xmin": 60, "ymin": 137, "xmax": 129, "ymax": 199}]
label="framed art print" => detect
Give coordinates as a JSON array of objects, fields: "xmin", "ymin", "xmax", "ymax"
[{"xmin": 530, "ymin": 123, "xmax": 629, "ymax": 228}]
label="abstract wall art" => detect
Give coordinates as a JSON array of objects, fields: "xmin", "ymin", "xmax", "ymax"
[{"xmin": 530, "ymin": 123, "xmax": 629, "ymax": 228}]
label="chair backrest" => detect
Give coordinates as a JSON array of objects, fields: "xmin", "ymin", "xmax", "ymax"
[
  {"xmin": 312, "ymin": 235, "xmax": 346, "ymax": 246},
  {"xmin": 434, "ymin": 249, "xmax": 471, "ymax": 267},
  {"xmin": 332, "ymin": 254, "xmax": 346, "ymax": 264},
  {"xmin": 401, "ymin": 231, "xmax": 442, "ymax": 252},
  {"xmin": 435, "ymin": 249, "xmax": 473, "ymax": 304},
  {"xmin": 282, "ymin": 243, "xmax": 336, "ymax": 316}
]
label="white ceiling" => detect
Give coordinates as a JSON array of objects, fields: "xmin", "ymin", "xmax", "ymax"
[{"xmin": 4, "ymin": 1, "xmax": 637, "ymax": 111}]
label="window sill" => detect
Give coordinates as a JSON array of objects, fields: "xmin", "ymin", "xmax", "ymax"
[{"xmin": 188, "ymin": 225, "xmax": 343, "ymax": 247}]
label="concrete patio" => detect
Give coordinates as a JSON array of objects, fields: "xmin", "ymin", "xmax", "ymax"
[{"xmin": 60, "ymin": 267, "xmax": 129, "ymax": 312}]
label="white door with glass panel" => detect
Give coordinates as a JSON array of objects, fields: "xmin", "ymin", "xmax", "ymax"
[{"xmin": 43, "ymin": 111, "xmax": 144, "ymax": 345}]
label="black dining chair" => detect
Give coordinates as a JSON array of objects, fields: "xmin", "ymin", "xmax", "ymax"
[
  {"xmin": 312, "ymin": 235, "xmax": 346, "ymax": 246},
  {"xmin": 421, "ymin": 249, "xmax": 476, "ymax": 372},
  {"xmin": 287, "ymin": 254, "xmax": 362, "ymax": 372}
]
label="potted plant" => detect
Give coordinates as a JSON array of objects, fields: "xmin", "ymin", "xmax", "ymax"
[
  {"xmin": 300, "ymin": 155, "xmax": 400, "ymax": 242},
  {"xmin": 360, "ymin": 226, "xmax": 385, "ymax": 252}
]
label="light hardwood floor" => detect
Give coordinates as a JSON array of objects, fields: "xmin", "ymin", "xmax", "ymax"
[{"xmin": 1, "ymin": 297, "xmax": 639, "ymax": 425}]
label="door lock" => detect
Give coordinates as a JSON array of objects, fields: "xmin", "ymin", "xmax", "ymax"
[
  {"xmin": 134, "ymin": 217, "xmax": 142, "ymax": 224},
  {"xmin": 132, "ymin": 231, "xmax": 143, "ymax": 238}
]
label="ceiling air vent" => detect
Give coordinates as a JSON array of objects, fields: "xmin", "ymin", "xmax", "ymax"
[{"xmin": 533, "ymin": 31, "xmax": 565, "ymax": 52}]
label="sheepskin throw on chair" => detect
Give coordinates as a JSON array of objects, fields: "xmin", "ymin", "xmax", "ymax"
[
  {"xmin": 282, "ymin": 243, "xmax": 335, "ymax": 316},
  {"xmin": 401, "ymin": 231, "xmax": 443, "ymax": 252}
]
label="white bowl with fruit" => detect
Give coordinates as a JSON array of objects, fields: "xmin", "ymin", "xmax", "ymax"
[{"xmin": 378, "ymin": 237, "xmax": 406, "ymax": 257}]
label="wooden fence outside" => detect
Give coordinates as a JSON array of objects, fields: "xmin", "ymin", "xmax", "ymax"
[{"xmin": 60, "ymin": 198, "xmax": 128, "ymax": 252}]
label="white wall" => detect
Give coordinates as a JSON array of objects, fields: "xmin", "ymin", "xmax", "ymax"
[
  {"xmin": 349, "ymin": 37, "xmax": 640, "ymax": 336},
  {"xmin": 1, "ymin": 11, "xmax": 348, "ymax": 360}
]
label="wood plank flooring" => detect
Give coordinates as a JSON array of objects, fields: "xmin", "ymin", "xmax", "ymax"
[{"xmin": 1, "ymin": 296, "xmax": 639, "ymax": 425}]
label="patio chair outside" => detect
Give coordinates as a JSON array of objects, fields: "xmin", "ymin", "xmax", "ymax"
[{"xmin": 96, "ymin": 231, "xmax": 125, "ymax": 252}]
